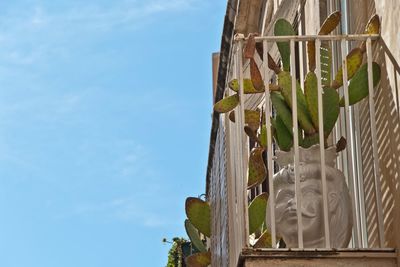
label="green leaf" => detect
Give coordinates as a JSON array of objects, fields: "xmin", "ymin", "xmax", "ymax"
[
  {"xmin": 253, "ymin": 229, "xmax": 272, "ymax": 248},
  {"xmin": 308, "ymin": 11, "xmax": 340, "ymax": 72},
  {"xmin": 184, "ymin": 219, "xmax": 207, "ymax": 252},
  {"xmin": 299, "ymin": 133, "xmax": 320, "ymax": 148},
  {"xmin": 304, "ymin": 72, "xmax": 319, "ymax": 129},
  {"xmin": 185, "ymin": 252, "xmax": 211, "ymax": 267},
  {"xmin": 213, "ymin": 94, "xmax": 239, "ymax": 113},
  {"xmin": 273, "ymin": 115, "xmax": 293, "ymax": 151},
  {"xmin": 248, "ymin": 193, "xmax": 268, "ymax": 234},
  {"xmin": 228, "ymin": 79, "xmax": 263, "ymax": 94},
  {"xmin": 274, "ymin": 19, "xmax": 295, "ymax": 72},
  {"xmin": 304, "ymin": 73, "xmax": 339, "ymax": 137},
  {"xmin": 245, "ymin": 109, "xmax": 261, "ymax": 130},
  {"xmin": 307, "ymin": 41, "xmax": 316, "ymax": 72},
  {"xmin": 339, "ymin": 62, "xmax": 381, "ymax": 106},
  {"xmin": 322, "ymin": 87, "xmax": 339, "ymax": 136},
  {"xmin": 247, "ymin": 147, "xmax": 266, "ymax": 189},
  {"xmin": 278, "ymin": 71, "xmax": 316, "ymax": 134},
  {"xmin": 185, "ymin": 197, "xmax": 211, "ymax": 237},
  {"xmin": 271, "ymin": 91, "xmax": 292, "ymax": 131},
  {"xmin": 318, "ymin": 11, "xmax": 341, "ymax": 35},
  {"xmin": 244, "ymin": 126, "xmax": 262, "ymax": 145},
  {"xmin": 228, "ymin": 109, "xmax": 261, "ymax": 131},
  {"xmin": 259, "ymin": 124, "xmax": 267, "ymax": 148},
  {"xmin": 360, "ymin": 14, "xmax": 380, "ymax": 52},
  {"xmin": 332, "ymin": 48, "xmax": 363, "ymax": 89},
  {"xmin": 365, "ymin": 14, "xmax": 380, "ymax": 34}
]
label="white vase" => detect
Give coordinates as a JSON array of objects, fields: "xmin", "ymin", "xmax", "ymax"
[{"xmin": 267, "ymin": 145, "xmax": 353, "ymax": 248}]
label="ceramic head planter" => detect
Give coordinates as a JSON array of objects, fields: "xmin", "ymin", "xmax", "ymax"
[{"xmin": 267, "ymin": 145, "xmax": 353, "ymax": 248}]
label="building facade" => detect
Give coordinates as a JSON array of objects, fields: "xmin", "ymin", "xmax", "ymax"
[{"xmin": 207, "ymin": 0, "xmax": 400, "ymax": 266}]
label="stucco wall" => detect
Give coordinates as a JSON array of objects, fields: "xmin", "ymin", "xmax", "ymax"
[
  {"xmin": 209, "ymin": 117, "xmax": 229, "ymax": 267},
  {"xmin": 375, "ymin": 0, "xmax": 400, "ymax": 64}
]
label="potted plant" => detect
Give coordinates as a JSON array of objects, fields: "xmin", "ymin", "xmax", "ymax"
[{"xmin": 213, "ymin": 12, "xmax": 381, "ymax": 248}]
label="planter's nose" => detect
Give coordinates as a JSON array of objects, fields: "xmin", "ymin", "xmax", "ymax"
[{"xmin": 287, "ymin": 198, "xmax": 296, "ymax": 210}]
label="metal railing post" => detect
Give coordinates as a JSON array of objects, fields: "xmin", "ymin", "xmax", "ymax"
[
  {"xmin": 315, "ymin": 39, "xmax": 331, "ymax": 248},
  {"xmin": 366, "ymin": 38, "xmax": 385, "ymax": 248},
  {"xmin": 290, "ymin": 39, "xmax": 303, "ymax": 248}
]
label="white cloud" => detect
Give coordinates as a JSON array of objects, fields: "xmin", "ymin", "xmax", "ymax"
[
  {"xmin": 57, "ymin": 196, "xmax": 168, "ymax": 228},
  {"xmin": 0, "ymin": 0, "xmax": 202, "ymax": 66}
]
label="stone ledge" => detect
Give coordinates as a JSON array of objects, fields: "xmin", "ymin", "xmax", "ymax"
[{"xmin": 238, "ymin": 248, "xmax": 397, "ymax": 267}]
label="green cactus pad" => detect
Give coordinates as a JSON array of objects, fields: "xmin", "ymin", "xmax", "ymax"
[
  {"xmin": 213, "ymin": 94, "xmax": 239, "ymax": 113},
  {"xmin": 228, "ymin": 110, "xmax": 260, "ymax": 130},
  {"xmin": 332, "ymin": 48, "xmax": 363, "ymax": 89},
  {"xmin": 305, "ymin": 72, "xmax": 319, "ymax": 128},
  {"xmin": 322, "ymin": 87, "xmax": 340, "ymax": 136},
  {"xmin": 184, "ymin": 219, "xmax": 207, "ymax": 252},
  {"xmin": 273, "ymin": 115, "xmax": 293, "ymax": 151},
  {"xmin": 278, "ymin": 71, "xmax": 316, "ymax": 134},
  {"xmin": 185, "ymin": 197, "xmax": 211, "ymax": 237},
  {"xmin": 339, "ymin": 62, "xmax": 381, "ymax": 106},
  {"xmin": 185, "ymin": 252, "xmax": 211, "ymax": 267},
  {"xmin": 253, "ymin": 229, "xmax": 272, "ymax": 248},
  {"xmin": 247, "ymin": 147, "xmax": 267, "ymax": 189},
  {"xmin": 318, "ymin": 11, "xmax": 341, "ymax": 35},
  {"xmin": 305, "ymin": 72, "xmax": 339, "ymax": 136},
  {"xmin": 360, "ymin": 14, "xmax": 380, "ymax": 52},
  {"xmin": 229, "ymin": 79, "xmax": 263, "ymax": 94},
  {"xmin": 308, "ymin": 11, "xmax": 340, "ymax": 72},
  {"xmin": 274, "ymin": 19, "xmax": 295, "ymax": 72},
  {"xmin": 307, "ymin": 41, "xmax": 316, "ymax": 72},
  {"xmin": 365, "ymin": 14, "xmax": 380, "ymax": 34},
  {"xmin": 259, "ymin": 124, "xmax": 268, "ymax": 148},
  {"xmin": 248, "ymin": 193, "xmax": 268, "ymax": 234},
  {"xmin": 245, "ymin": 109, "xmax": 261, "ymax": 130},
  {"xmin": 271, "ymin": 91, "xmax": 292, "ymax": 131},
  {"xmin": 299, "ymin": 133, "xmax": 320, "ymax": 148}
]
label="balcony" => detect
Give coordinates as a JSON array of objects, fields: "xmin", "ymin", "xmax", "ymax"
[{"xmin": 208, "ymin": 9, "xmax": 400, "ymax": 267}]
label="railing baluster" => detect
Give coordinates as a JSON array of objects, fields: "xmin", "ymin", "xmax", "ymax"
[
  {"xmin": 315, "ymin": 39, "xmax": 331, "ymax": 248},
  {"xmin": 290, "ymin": 40, "xmax": 303, "ymax": 248},
  {"xmin": 353, "ymin": 102, "xmax": 369, "ymax": 248},
  {"xmin": 236, "ymin": 40, "xmax": 250, "ymax": 247},
  {"xmin": 341, "ymin": 39, "xmax": 361, "ymax": 248},
  {"xmin": 263, "ymin": 40, "xmax": 277, "ymax": 248},
  {"xmin": 233, "ymin": 43, "xmax": 244, "ymax": 250},
  {"xmin": 366, "ymin": 38, "xmax": 385, "ymax": 248}
]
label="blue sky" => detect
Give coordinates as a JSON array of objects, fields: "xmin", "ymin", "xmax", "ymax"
[{"xmin": 0, "ymin": 1, "xmax": 225, "ymax": 266}]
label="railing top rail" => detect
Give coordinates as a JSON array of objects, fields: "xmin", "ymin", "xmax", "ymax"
[{"xmin": 234, "ymin": 34, "xmax": 380, "ymax": 42}]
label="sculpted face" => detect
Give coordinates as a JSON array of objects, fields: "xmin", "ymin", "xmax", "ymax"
[
  {"xmin": 267, "ymin": 160, "xmax": 352, "ymax": 248},
  {"xmin": 274, "ymin": 176, "xmax": 324, "ymax": 247}
]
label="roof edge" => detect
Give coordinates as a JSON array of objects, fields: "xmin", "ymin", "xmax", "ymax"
[{"xmin": 205, "ymin": 0, "xmax": 238, "ymax": 197}]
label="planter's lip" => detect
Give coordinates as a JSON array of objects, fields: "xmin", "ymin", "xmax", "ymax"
[{"xmin": 274, "ymin": 144, "xmax": 338, "ymax": 167}]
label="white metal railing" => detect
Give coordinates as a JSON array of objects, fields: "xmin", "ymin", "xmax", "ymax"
[{"xmin": 226, "ymin": 33, "xmax": 400, "ymax": 252}]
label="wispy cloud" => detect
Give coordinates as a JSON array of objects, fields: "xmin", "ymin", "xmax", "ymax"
[
  {"xmin": 57, "ymin": 196, "xmax": 169, "ymax": 228},
  {"xmin": 0, "ymin": 0, "xmax": 202, "ymax": 67}
]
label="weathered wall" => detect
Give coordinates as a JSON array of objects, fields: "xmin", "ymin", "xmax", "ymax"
[
  {"xmin": 374, "ymin": 0, "xmax": 400, "ymax": 65},
  {"xmin": 347, "ymin": 1, "xmax": 400, "ymax": 259},
  {"xmin": 209, "ymin": 117, "xmax": 229, "ymax": 267}
]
